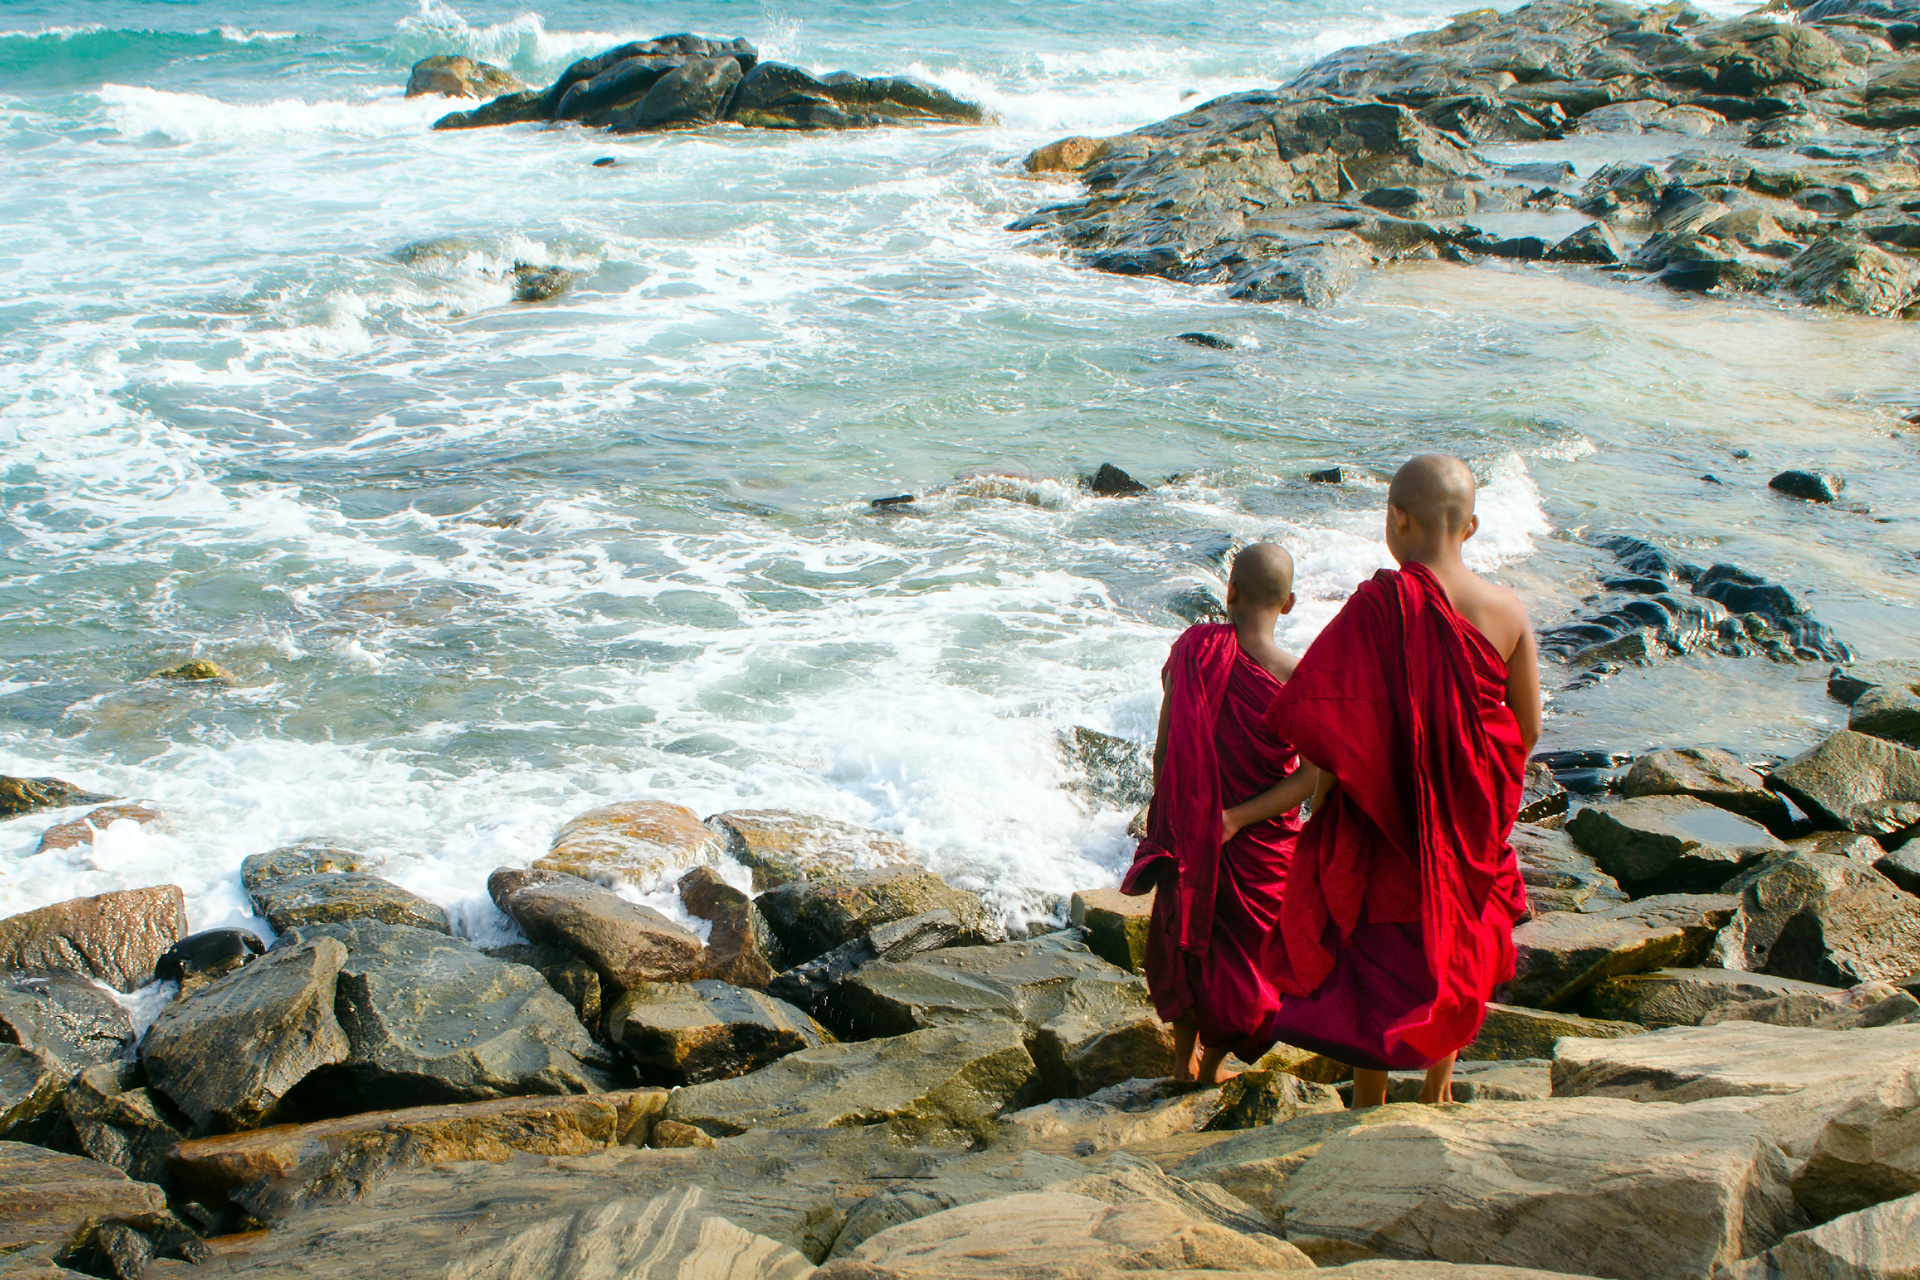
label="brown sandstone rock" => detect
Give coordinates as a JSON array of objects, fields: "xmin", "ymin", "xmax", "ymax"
[
  {"xmin": 0, "ymin": 1141, "xmax": 170, "ymax": 1269},
  {"xmin": 405, "ymin": 55, "xmax": 526, "ymax": 100},
  {"xmin": 0, "ymin": 886, "xmax": 187, "ymax": 993},
  {"xmin": 603, "ymin": 980, "xmax": 829, "ymax": 1086},
  {"xmin": 1024, "ymin": 136, "xmax": 1107, "ymax": 174},
  {"xmin": 1461, "ymin": 1003, "xmax": 1644, "ymax": 1060},
  {"xmin": 707, "ymin": 809, "xmax": 913, "ymax": 890},
  {"xmin": 0, "ymin": 775, "xmax": 115, "ymax": 817},
  {"xmin": 1068, "ymin": 887, "xmax": 1152, "ymax": 973},
  {"xmin": 1769, "ymin": 731, "xmax": 1920, "ymax": 839},
  {"xmin": 756, "ymin": 865, "xmax": 995, "ymax": 967},
  {"xmin": 678, "ymin": 866, "xmax": 776, "ymax": 988},
  {"xmin": 1585, "ymin": 967, "xmax": 1845, "ymax": 1028},
  {"xmin": 537, "ymin": 800, "xmax": 723, "ymax": 886},
  {"xmin": 34, "ymin": 804, "xmax": 164, "ymax": 853},
  {"xmin": 1705, "ymin": 849, "xmax": 1920, "ymax": 987},
  {"xmin": 1567, "ymin": 795, "xmax": 1784, "ymax": 895},
  {"xmin": 489, "ymin": 867, "xmax": 703, "ymax": 987},
  {"xmin": 1501, "ymin": 893, "xmax": 1738, "ymax": 1009}
]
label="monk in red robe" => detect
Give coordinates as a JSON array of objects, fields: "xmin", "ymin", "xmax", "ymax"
[
  {"xmin": 1262, "ymin": 455, "xmax": 1540, "ymax": 1108},
  {"xmin": 1123, "ymin": 543, "xmax": 1321, "ymax": 1085}
]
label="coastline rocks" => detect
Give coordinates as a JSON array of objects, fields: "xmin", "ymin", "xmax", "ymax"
[
  {"xmin": 1704, "ymin": 849, "xmax": 1920, "ymax": 986},
  {"xmin": 140, "ymin": 935, "xmax": 351, "ymax": 1134},
  {"xmin": 603, "ymin": 980, "xmax": 828, "ymax": 1085},
  {"xmin": 489, "ymin": 866, "xmax": 703, "ymax": 988},
  {"xmin": 0, "ymin": 1046, "xmax": 66, "ymax": 1144},
  {"xmin": 62, "ymin": 1063, "xmax": 183, "ymax": 1186},
  {"xmin": 1618, "ymin": 747, "xmax": 1794, "ymax": 832},
  {"xmin": 1781, "ymin": 235, "xmax": 1920, "ymax": 317},
  {"xmin": 1722, "ymin": 1192, "xmax": 1920, "ymax": 1280},
  {"xmin": 0, "ymin": 886, "xmax": 187, "ymax": 993},
  {"xmin": 477, "ymin": 942, "xmax": 603, "ymax": 1030},
  {"xmin": 678, "ymin": 866, "xmax": 777, "ymax": 988},
  {"xmin": 826, "ymin": 931, "xmax": 1139, "ymax": 1037},
  {"xmin": 406, "ymin": 55, "xmax": 525, "ymax": 100},
  {"xmin": 707, "ymin": 809, "xmax": 914, "ymax": 890},
  {"xmin": 755, "ymin": 865, "xmax": 995, "ymax": 967},
  {"xmin": 1069, "ymin": 887, "xmax": 1153, "ymax": 972},
  {"xmin": 1501, "ymin": 893, "xmax": 1739, "ymax": 1008},
  {"xmin": 610, "ymin": 56, "xmax": 742, "ymax": 132},
  {"xmin": 1852, "ymin": 682, "xmax": 1920, "ymax": 749},
  {"xmin": 536, "ymin": 800, "xmax": 724, "ymax": 887},
  {"xmin": 1000, "ymin": 1078, "xmax": 1233, "ymax": 1151},
  {"xmin": 765, "ymin": 908, "xmax": 968, "ymax": 1018},
  {"xmin": 1025, "ymin": 136, "xmax": 1106, "ymax": 173},
  {"xmin": 1461, "ymin": 1003, "xmax": 1644, "ymax": 1060},
  {"xmin": 1517, "ymin": 761, "xmax": 1571, "ymax": 824},
  {"xmin": 665, "ymin": 1018, "xmax": 1036, "ymax": 1141},
  {"xmin": 0, "ymin": 774, "xmax": 115, "ymax": 816},
  {"xmin": 0, "ymin": 971, "xmax": 132, "ymax": 1073},
  {"xmin": 0, "ymin": 1142, "xmax": 171, "ymax": 1272},
  {"xmin": 1586, "ymin": 968, "xmax": 1847, "ymax": 1028},
  {"xmin": 1567, "ymin": 795, "xmax": 1786, "ymax": 895},
  {"xmin": 247, "ymin": 865, "xmax": 450, "ymax": 936},
  {"xmin": 156, "ymin": 927, "xmax": 265, "ymax": 995},
  {"xmin": 1511, "ymin": 824, "xmax": 1628, "ymax": 916},
  {"xmin": 35, "ymin": 803, "xmax": 163, "ymax": 853},
  {"xmin": 297, "ymin": 921, "xmax": 615, "ymax": 1112},
  {"xmin": 1769, "ymin": 731, "xmax": 1920, "ymax": 839},
  {"xmin": 1212, "ymin": 1063, "xmax": 1348, "ymax": 1129}
]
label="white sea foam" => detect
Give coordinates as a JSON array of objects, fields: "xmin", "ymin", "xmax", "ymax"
[{"xmin": 96, "ymin": 84, "xmax": 448, "ymax": 143}]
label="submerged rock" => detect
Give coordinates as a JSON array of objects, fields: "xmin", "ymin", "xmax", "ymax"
[
  {"xmin": 0, "ymin": 774, "xmax": 115, "ymax": 816},
  {"xmin": 0, "ymin": 886, "xmax": 187, "ymax": 993},
  {"xmin": 35, "ymin": 803, "xmax": 164, "ymax": 853},
  {"xmin": 1771, "ymin": 469, "xmax": 1848, "ymax": 503},
  {"xmin": 406, "ymin": 55, "xmax": 525, "ymax": 100}
]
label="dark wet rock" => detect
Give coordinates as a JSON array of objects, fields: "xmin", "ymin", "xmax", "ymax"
[
  {"xmin": 1583, "ymin": 967, "xmax": 1846, "ymax": 1028},
  {"xmin": 1512, "ymin": 823, "xmax": 1628, "ymax": 916},
  {"xmin": 1060, "ymin": 726, "xmax": 1153, "ymax": 808},
  {"xmin": 536, "ymin": 799, "xmax": 725, "ymax": 886},
  {"xmin": 553, "ymin": 53, "xmax": 689, "ymax": 121},
  {"xmin": 603, "ymin": 979, "xmax": 828, "ymax": 1085},
  {"xmin": 156, "ymin": 928, "xmax": 264, "ymax": 995},
  {"xmin": 665, "ymin": 1018, "xmax": 1035, "ymax": 1141},
  {"xmin": 63, "ymin": 1063, "xmax": 185, "ymax": 1186},
  {"xmin": 765, "ymin": 907, "xmax": 965, "ymax": 1018},
  {"xmin": 1706, "ymin": 848, "xmax": 1920, "ymax": 986},
  {"xmin": 1501, "ymin": 893, "xmax": 1740, "ymax": 1008},
  {"xmin": 1546, "ymin": 221, "xmax": 1629, "ymax": 263},
  {"xmin": 1505, "ymin": 160, "xmax": 1577, "ymax": 186},
  {"xmin": 140, "ymin": 935, "xmax": 351, "ymax": 1134},
  {"xmin": 592, "ymin": 155, "xmax": 617, "ymax": 167},
  {"xmin": 1306, "ymin": 466, "xmax": 1344, "ymax": 483},
  {"xmin": 1026, "ymin": 136, "xmax": 1107, "ymax": 174},
  {"xmin": 1068, "ymin": 888, "xmax": 1153, "ymax": 973},
  {"xmin": 490, "ymin": 866, "xmax": 703, "ymax": 988},
  {"xmin": 0, "ymin": 775, "xmax": 115, "ymax": 817},
  {"xmin": 0, "ymin": 1142, "xmax": 171, "ymax": 1273},
  {"xmin": 478, "ymin": 942, "xmax": 603, "ymax": 1032},
  {"xmin": 1461, "ymin": 1002, "xmax": 1644, "ymax": 1060},
  {"xmin": 1619, "ymin": 747, "xmax": 1794, "ymax": 833},
  {"xmin": 610, "ymin": 56, "xmax": 743, "ymax": 132},
  {"xmin": 814, "ymin": 72, "xmax": 987, "ymax": 125},
  {"xmin": 0, "ymin": 970, "xmax": 132, "ymax": 1069},
  {"xmin": 406, "ymin": 55, "xmax": 525, "ymax": 100},
  {"xmin": 706, "ymin": 809, "xmax": 914, "ymax": 891},
  {"xmin": 730, "ymin": 61, "xmax": 834, "ymax": 124},
  {"xmin": 1770, "ymin": 730, "xmax": 1920, "ymax": 840},
  {"xmin": 0, "ymin": 886, "xmax": 187, "ymax": 993},
  {"xmin": 245, "ymin": 852, "xmax": 449, "ymax": 935},
  {"xmin": 1165, "ymin": 584, "xmax": 1228, "ymax": 625},
  {"xmin": 1879, "ymin": 843, "xmax": 1920, "ymax": 894},
  {"xmin": 1517, "ymin": 761, "xmax": 1570, "ymax": 825},
  {"xmin": 509, "ymin": 262, "xmax": 574, "ymax": 302},
  {"xmin": 677, "ymin": 866, "xmax": 776, "ymax": 988},
  {"xmin": 869, "ymin": 493, "xmax": 915, "ymax": 509},
  {"xmin": 0, "ymin": 1046, "xmax": 67, "ymax": 1144},
  {"xmin": 287, "ymin": 921, "xmax": 614, "ymax": 1114},
  {"xmin": 1174, "ymin": 331, "xmax": 1234, "ymax": 349},
  {"xmin": 1851, "ymin": 681, "xmax": 1920, "ymax": 748},
  {"xmin": 1088, "ymin": 463, "xmax": 1149, "ymax": 495},
  {"xmin": 1771, "ymin": 469, "xmax": 1848, "ymax": 502},
  {"xmin": 1568, "ymin": 795, "xmax": 1787, "ymax": 896},
  {"xmin": 430, "ymin": 89, "xmax": 547, "ymax": 130},
  {"xmin": 1860, "ymin": 55, "xmax": 1920, "ymax": 127},
  {"xmin": 1782, "ymin": 235, "xmax": 1920, "ymax": 316},
  {"xmin": 1829, "ymin": 659, "xmax": 1920, "ymax": 706},
  {"xmin": 755, "ymin": 865, "xmax": 994, "ymax": 968}
]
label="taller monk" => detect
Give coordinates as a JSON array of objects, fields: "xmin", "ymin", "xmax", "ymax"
[
  {"xmin": 1262, "ymin": 455, "xmax": 1540, "ymax": 1108},
  {"xmin": 1124, "ymin": 543, "xmax": 1320, "ymax": 1086}
]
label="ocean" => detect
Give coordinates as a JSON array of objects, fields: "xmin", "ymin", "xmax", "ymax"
[{"xmin": 3, "ymin": 0, "xmax": 1917, "ymax": 943}]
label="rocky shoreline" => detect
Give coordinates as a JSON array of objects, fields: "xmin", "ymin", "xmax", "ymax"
[
  {"xmin": 3, "ymin": 644, "xmax": 1918, "ymax": 1279},
  {"xmin": 1013, "ymin": 0, "xmax": 1920, "ymax": 315}
]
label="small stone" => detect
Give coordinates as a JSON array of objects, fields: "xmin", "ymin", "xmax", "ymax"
[
  {"xmin": 1546, "ymin": 221, "xmax": 1629, "ymax": 264},
  {"xmin": 156, "ymin": 928, "xmax": 265, "ymax": 995},
  {"xmin": 1068, "ymin": 888, "xmax": 1152, "ymax": 973},
  {"xmin": 1306, "ymin": 467, "xmax": 1344, "ymax": 484},
  {"xmin": 648, "ymin": 1118, "xmax": 716, "ymax": 1148},
  {"xmin": 591, "ymin": 156, "xmax": 618, "ymax": 167},
  {"xmin": 1174, "ymin": 332, "xmax": 1234, "ymax": 349},
  {"xmin": 1088, "ymin": 463, "xmax": 1149, "ymax": 496},
  {"xmin": 1770, "ymin": 469, "xmax": 1846, "ymax": 503},
  {"xmin": 1024, "ymin": 136, "xmax": 1105, "ymax": 173},
  {"xmin": 151, "ymin": 659, "xmax": 232, "ymax": 682}
]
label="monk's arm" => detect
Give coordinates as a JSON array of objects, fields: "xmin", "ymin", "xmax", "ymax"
[
  {"xmin": 1220, "ymin": 762, "xmax": 1321, "ymax": 842},
  {"xmin": 1506, "ymin": 623, "xmax": 1543, "ymax": 755},
  {"xmin": 1151, "ymin": 674, "xmax": 1172, "ymax": 792}
]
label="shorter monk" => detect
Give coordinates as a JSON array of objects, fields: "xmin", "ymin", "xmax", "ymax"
[
  {"xmin": 1123, "ymin": 543, "xmax": 1321, "ymax": 1085},
  {"xmin": 1262, "ymin": 455, "xmax": 1540, "ymax": 1108}
]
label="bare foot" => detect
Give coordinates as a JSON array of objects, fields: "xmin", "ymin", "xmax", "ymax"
[
  {"xmin": 1194, "ymin": 1047, "xmax": 1241, "ymax": 1086},
  {"xmin": 1170, "ymin": 1014, "xmax": 1201, "ymax": 1083}
]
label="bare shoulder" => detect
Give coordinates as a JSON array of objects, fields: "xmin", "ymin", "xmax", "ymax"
[
  {"xmin": 1272, "ymin": 648, "xmax": 1303, "ymax": 681},
  {"xmin": 1456, "ymin": 573, "xmax": 1533, "ymax": 659}
]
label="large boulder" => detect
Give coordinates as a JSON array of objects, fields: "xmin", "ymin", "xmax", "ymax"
[
  {"xmin": 405, "ymin": 55, "xmax": 525, "ymax": 99},
  {"xmin": 1460, "ymin": 1003, "xmax": 1643, "ymax": 1060},
  {"xmin": 1705, "ymin": 849, "xmax": 1920, "ymax": 987},
  {"xmin": 0, "ymin": 1141, "xmax": 170, "ymax": 1272},
  {"xmin": 1722, "ymin": 1191, "xmax": 1920, "ymax": 1280},
  {"xmin": 665, "ymin": 1018, "xmax": 1036, "ymax": 1141},
  {"xmin": 140, "ymin": 934, "xmax": 352, "ymax": 1134},
  {"xmin": 243, "ymin": 842, "xmax": 450, "ymax": 935},
  {"xmin": 1585, "ymin": 968, "xmax": 1847, "ymax": 1028},
  {"xmin": 61, "ymin": 1063, "xmax": 183, "ymax": 1186},
  {"xmin": 755, "ymin": 865, "xmax": 994, "ymax": 967},
  {"xmin": 0, "ymin": 886, "xmax": 187, "ymax": 992},
  {"xmin": 479, "ymin": 942, "xmax": 603, "ymax": 1031},
  {"xmin": 1567, "ymin": 795, "xmax": 1785, "ymax": 895},
  {"xmin": 1852, "ymin": 682, "xmax": 1920, "ymax": 750},
  {"xmin": 1780, "ymin": 236, "xmax": 1920, "ymax": 317},
  {"xmin": 1618, "ymin": 748, "xmax": 1793, "ymax": 833},
  {"xmin": 0, "ymin": 775, "xmax": 113, "ymax": 816},
  {"xmin": 489, "ymin": 867, "xmax": 702, "ymax": 987},
  {"xmin": 552, "ymin": 53, "xmax": 689, "ymax": 120},
  {"xmin": 1268, "ymin": 1098, "xmax": 1803, "ymax": 1275},
  {"xmin": 609, "ymin": 56, "xmax": 743, "ymax": 131},
  {"xmin": 294, "ymin": 921, "xmax": 615, "ymax": 1112},
  {"xmin": 677, "ymin": 866, "xmax": 776, "ymax": 987},
  {"xmin": 535, "ymin": 800, "xmax": 724, "ymax": 887},
  {"xmin": 0, "ymin": 970, "xmax": 133, "ymax": 1068},
  {"xmin": 1068, "ymin": 888, "xmax": 1152, "ymax": 972},
  {"xmin": 603, "ymin": 980, "xmax": 828, "ymax": 1085},
  {"xmin": 1771, "ymin": 731, "xmax": 1920, "ymax": 841},
  {"xmin": 708, "ymin": 809, "xmax": 915, "ymax": 890},
  {"xmin": 1501, "ymin": 894, "xmax": 1738, "ymax": 1009},
  {"xmin": 764, "ymin": 908, "xmax": 966, "ymax": 1016},
  {"xmin": 1510, "ymin": 824, "xmax": 1627, "ymax": 916}
]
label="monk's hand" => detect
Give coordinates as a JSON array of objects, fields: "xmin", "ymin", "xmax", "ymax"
[{"xmin": 1219, "ymin": 809, "xmax": 1242, "ymax": 844}]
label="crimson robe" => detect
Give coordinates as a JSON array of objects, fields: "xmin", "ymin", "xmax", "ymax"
[
  {"xmin": 1121, "ymin": 623, "xmax": 1302, "ymax": 1060},
  {"xmin": 1261, "ymin": 563, "xmax": 1529, "ymax": 1069}
]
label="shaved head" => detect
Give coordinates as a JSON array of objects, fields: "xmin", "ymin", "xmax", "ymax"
[
  {"xmin": 1389, "ymin": 454, "xmax": 1476, "ymax": 534},
  {"xmin": 1229, "ymin": 542, "xmax": 1295, "ymax": 608}
]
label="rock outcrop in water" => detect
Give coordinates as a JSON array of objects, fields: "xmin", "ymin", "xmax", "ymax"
[
  {"xmin": 427, "ymin": 35, "xmax": 986, "ymax": 135},
  {"xmin": 1016, "ymin": 0, "xmax": 1920, "ymax": 315}
]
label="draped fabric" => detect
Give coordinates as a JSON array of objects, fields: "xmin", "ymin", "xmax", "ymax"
[
  {"xmin": 1121, "ymin": 624, "xmax": 1301, "ymax": 1057},
  {"xmin": 1260, "ymin": 564, "xmax": 1528, "ymax": 1068}
]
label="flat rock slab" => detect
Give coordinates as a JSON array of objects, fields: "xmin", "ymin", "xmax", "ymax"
[
  {"xmin": 1461, "ymin": 1003, "xmax": 1642, "ymax": 1061},
  {"xmin": 665, "ymin": 1018, "xmax": 1035, "ymax": 1142},
  {"xmin": 248, "ymin": 871, "xmax": 449, "ymax": 935},
  {"xmin": 1270, "ymin": 1098, "xmax": 1802, "ymax": 1277},
  {"xmin": 755, "ymin": 865, "xmax": 994, "ymax": 967},
  {"xmin": 708, "ymin": 809, "xmax": 914, "ymax": 890},
  {"xmin": 1769, "ymin": 731, "xmax": 1920, "ymax": 840},
  {"xmin": 536, "ymin": 799, "xmax": 723, "ymax": 887},
  {"xmin": 604, "ymin": 979, "xmax": 828, "ymax": 1085},
  {"xmin": 0, "ymin": 970, "xmax": 133, "ymax": 1068},
  {"xmin": 1586, "ymin": 967, "xmax": 1846, "ymax": 1028},
  {"xmin": 1501, "ymin": 893, "xmax": 1738, "ymax": 1008},
  {"xmin": 490, "ymin": 866, "xmax": 702, "ymax": 987},
  {"xmin": 0, "ymin": 886, "xmax": 187, "ymax": 992},
  {"xmin": 0, "ymin": 1140, "xmax": 169, "ymax": 1263},
  {"xmin": 1568, "ymin": 794, "xmax": 1785, "ymax": 895},
  {"xmin": 999, "ymin": 1082, "xmax": 1226, "ymax": 1153},
  {"xmin": 295, "ymin": 921, "xmax": 613, "ymax": 1111},
  {"xmin": 1618, "ymin": 747, "xmax": 1792, "ymax": 832},
  {"xmin": 140, "ymin": 934, "xmax": 351, "ymax": 1134},
  {"xmin": 1069, "ymin": 887, "xmax": 1152, "ymax": 973},
  {"xmin": 1707, "ymin": 849, "xmax": 1920, "ymax": 987},
  {"xmin": 1511, "ymin": 825, "xmax": 1627, "ymax": 916},
  {"xmin": 169, "ymin": 1091, "xmax": 660, "ymax": 1218},
  {"xmin": 830, "ymin": 932, "xmax": 1143, "ymax": 1040},
  {"xmin": 239, "ymin": 840, "xmax": 370, "ymax": 890},
  {"xmin": 1723, "ymin": 1190, "xmax": 1919, "ymax": 1280}
]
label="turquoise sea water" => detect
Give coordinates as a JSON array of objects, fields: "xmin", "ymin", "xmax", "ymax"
[{"xmin": 3, "ymin": 0, "xmax": 1917, "ymax": 938}]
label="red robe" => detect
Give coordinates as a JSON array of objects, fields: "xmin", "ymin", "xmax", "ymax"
[
  {"xmin": 1261, "ymin": 563, "xmax": 1528, "ymax": 1070},
  {"xmin": 1121, "ymin": 624, "xmax": 1302, "ymax": 1060}
]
